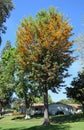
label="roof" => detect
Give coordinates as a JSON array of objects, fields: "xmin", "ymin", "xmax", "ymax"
[
  {"xmin": 32, "ymin": 103, "xmax": 44, "ymax": 107},
  {"xmin": 68, "ymin": 104, "xmax": 81, "ymax": 109},
  {"xmin": 49, "ymin": 102, "xmax": 80, "ymax": 109},
  {"xmin": 19, "ymin": 103, "xmax": 44, "ymax": 107},
  {"xmin": 19, "ymin": 103, "xmax": 25, "ymax": 107}
]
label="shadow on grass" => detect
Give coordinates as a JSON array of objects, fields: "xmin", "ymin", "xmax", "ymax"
[
  {"xmin": 50, "ymin": 114, "xmax": 84, "ymax": 124},
  {"xmin": 11, "ymin": 116, "xmax": 25, "ymax": 120},
  {"xmin": 11, "ymin": 115, "xmax": 43, "ymax": 121},
  {"xmin": 0, "ymin": 124, "xmax": 70, "ymax": 130},
  {"xmin": 0, "ymin": 116, "xmax": 4, "ymax": 120}
]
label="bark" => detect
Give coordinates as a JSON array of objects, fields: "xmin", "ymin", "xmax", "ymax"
[
  {"xmin": 0, "ymin": 101, "xmax": 2, "ymax": 116},
  {"xmin": 24, "ymin": 91, "xmax": 31, "ymax": 119},
  {"xmin": 24, "ymin": 92, "xmax": 29, "ymax": 109},
  {"xmin": 82, "ymin": 103, "xmax": 84, "ymax": 115},
  {"xmin": 42, "ymin": 87, "xmax": 50, "ymax": 126}
]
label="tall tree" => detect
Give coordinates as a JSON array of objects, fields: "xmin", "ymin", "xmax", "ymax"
[
  {"xmin": 66, "ymin": 71, "xmax": 84, "ymax": 115},
  {"xmin": 1, "ymin": 40, "xmax": 11, "ymax": 55},
  {"xmin": 0, "ymin": 0, "xmax": 13, "ymax": 44},
  {"xmin": 16, "ymin": 7, "xmax": 74, "ymax": 125},
  {"xmin": 0, "ymin": 41, "xmax": 15, "ymax": 108}
]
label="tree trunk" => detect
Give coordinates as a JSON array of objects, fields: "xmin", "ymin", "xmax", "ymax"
[
  {"xmin": 24, "ymin": 92, "xmax": 29, "ymax": 109},
  {"xmin": 42, "ymin": 87, "xmax": 50, "ymax": 126},
  {"xmin": 24, "ymin": 91, "xmax": 30, "ymax": 119},
  {"xmin": 82, "ymin": 103, "xmax": 84, "ymax": 115},
  {"xmin": 0, "ymin": 101, "xmax": 2, "ymax": 116}
]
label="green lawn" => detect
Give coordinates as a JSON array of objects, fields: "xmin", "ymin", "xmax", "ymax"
[{"xmin": 0, "ymin": 114, "xmax": 84, "ymax": 130}]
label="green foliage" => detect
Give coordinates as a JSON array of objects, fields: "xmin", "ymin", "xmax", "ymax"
[
  {"xmin": 0, "ymin": 41, "xmax": 15, "ymax": 108},
  {"xmin": 1, "ymin": 40, "xmax": 11, "ymax": 55},
  {"xmin": 0, "ymin": 0, "xmax": 13, "ymax": 44},
  {"xmin": 34, "ymin": 94, "xmax": 53, "ymax": 104},
  {"xmin": 76, "ymin": 32, "xmax": 84, "ymax": 62},
  {"xmin": 16, "ymin": 7, "xmax": 74, "ymax": 125},
  {"xmin": 66, "ymin": 71, "xmax": 84, "ymax": 104},
  {"xmin": 15, "ymin": 67, "xmax": 40, "ymax": 109},
  {"xmin": 66, "ymin": 70, "xmax": 84, "ymax": 114},
  {"xmin": 12, "ymin": 98, "xmax": 22, "ymax": 111},
  {"xmin": 17, "ymin": 7, "xmax": 74, "ymax": 93},
  {"xmin": 60, "ymin": 99, "xmax": 79, "ymax": 104}
]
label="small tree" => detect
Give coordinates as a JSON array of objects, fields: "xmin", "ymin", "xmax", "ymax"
[
  {"xmin": 12, "ymin": 98, "xmax": 23, "ymax": 112},
  {"xmin": 16, "ymin": 7, "xmax": 74, "ymax": 125},
  {"xmin": 66, "ymin": 71, "xmax": 84, "ymax": 115},
  {"xmin": 0, "ymin": 41, "xmax": 15, "ymax": 108},
  {"xmin": 15, "ymin": 68, "xmax": 39, "ymax": 118}
]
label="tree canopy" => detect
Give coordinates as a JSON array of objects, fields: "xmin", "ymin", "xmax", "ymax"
[
  {"xmin": 60, "ymin": 99, "xmax": 79, "ymax": 104},
  {"xmin": 15, "ymin": 68, "xmax": 39, "ymax": 109},
  {"xmin": 0, "ymin": 0, "xmax": 13, "ymax": 44},
  {"xmin": 34, "ymin": 94, "xmax": 53, "ymax": 104},
  {"xmin": 66, "ymin": 70, "xmax": 84, "ymax": 114},
  {"xmin": 0, "ymin": 41, "xmax": 15, "ymax": 108}
]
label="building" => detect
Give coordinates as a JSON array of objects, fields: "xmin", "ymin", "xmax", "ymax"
[
  {"xmin": 19, "ymin": 102, "xmax": 77, "ymax": 115},
  {"xmin": 31, "ymin": 103, "xmax": 44, "ymax": 115},
  {"xmin": 49, "ymin": 102, "xmax": 75, "ymax": 115},
  {"xmin": 68, "ymin": 104, "xmax": 82, "ymax": 114}
]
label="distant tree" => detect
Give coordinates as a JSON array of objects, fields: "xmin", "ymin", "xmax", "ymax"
[
  {"xmin": 12, "ymin": 98, "xmax": 22, "ymax": 111},
  {"xmin": 0, "ymin": 41, "xmax": 15, "ymax": 108},
  {"xmin": 66, "ymin": 71, "xmax": 84, "ymax": 115},
  {"xmin": 75, "ymin": 18, "xmax": 84, "ymax": 64},
  {"xmin": 34, "ymin": 94, "xmax": 53, "ymax": 104},
  {"xmin": 1, "ymin": 40, "xmax": 11, "ymax": 55},
  {"xmin": 0, "ymin": 0, "xmax": 13, "ymax": 44},
  {"xmin": 16, "ymin": 7, "xmax": 74, "ymax": 125},
  {"xmin": 76, "ymin": 33, "xmax": 84, "ymax": 62},
  {"xmin": 60, "ymin": 99, "xmax": 79, "ymax": 104}
]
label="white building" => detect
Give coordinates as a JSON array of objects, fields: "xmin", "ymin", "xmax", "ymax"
[
  {"xmin": 19, "ymin": 102, "xmax": 81, "ymax": 115},
  {"xmin": 49, "ymin": 102, "xmax": 75, "ymax": 115}
]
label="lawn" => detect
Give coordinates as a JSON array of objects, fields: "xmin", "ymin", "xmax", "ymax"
[{"xmin": 0, "ymin": 114, "xmax": 84, "ymax": 130}]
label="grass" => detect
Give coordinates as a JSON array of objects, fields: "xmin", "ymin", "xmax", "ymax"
[{"xmin": 0, "ymin": 114, "xmax": 84, "ymax": 130}]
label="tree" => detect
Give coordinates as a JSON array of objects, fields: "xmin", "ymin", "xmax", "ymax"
[
  {"xmin": 0, "ymin": 41, "xmax": 15, "ymax": 108},
  {"xmin": 34, "ymin": 94, "xmax": 53, "ymax": 104},
  {"xmin": 0, "ymin": 0, "xmax": 13, "ymax": 44},
  {"xmin": 60, "ymin": 99, "xmax": 79, "ymax": 104},
  {"xmin": 76, "ymin": 33, "xmax": 84, "ymax": 64},
  {"xmin": 14, "ymin": 59, "xmax": 42, "ymax": 119},
  {"xmin": 15, "ymin": 68, "xmax": 39, "ymax": 115},
  {"xmin": 1, "ymin": 40, "xmax": 11, "ymax": 55},
  {"xmin": 12, "ymin": 97, "xmax": 23, "ymax": 112},
  {"xmin": 66, "ymin": 71, "xmax": 84, "ymax": 115},
  {"xmin": 16, "ymin": 7, "xmax": 74, "ymax": 125}
]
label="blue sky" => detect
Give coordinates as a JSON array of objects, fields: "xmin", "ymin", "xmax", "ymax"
[{"xmin": 0, "ymin": 0, "xmax": 84, "ymax": 102}]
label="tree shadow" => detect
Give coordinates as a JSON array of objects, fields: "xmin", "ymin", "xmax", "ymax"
[
  {"xmin": 50, "ymin": 114, "xmax": 84, "ymax": 124},
  {"xmin": 0, "ymin": 124, "xmax": 70, "ymax": 130},
  {"xmin": 11, "ymin": 116, "xmax": 25, "ymax": 120},
  {"xmin": 0, "ymin": 116, "xmax": 4, "ymax": 120},
  {"xmin": 11, "ymin": 115, "xmax": 43, "ymax": 121}
]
